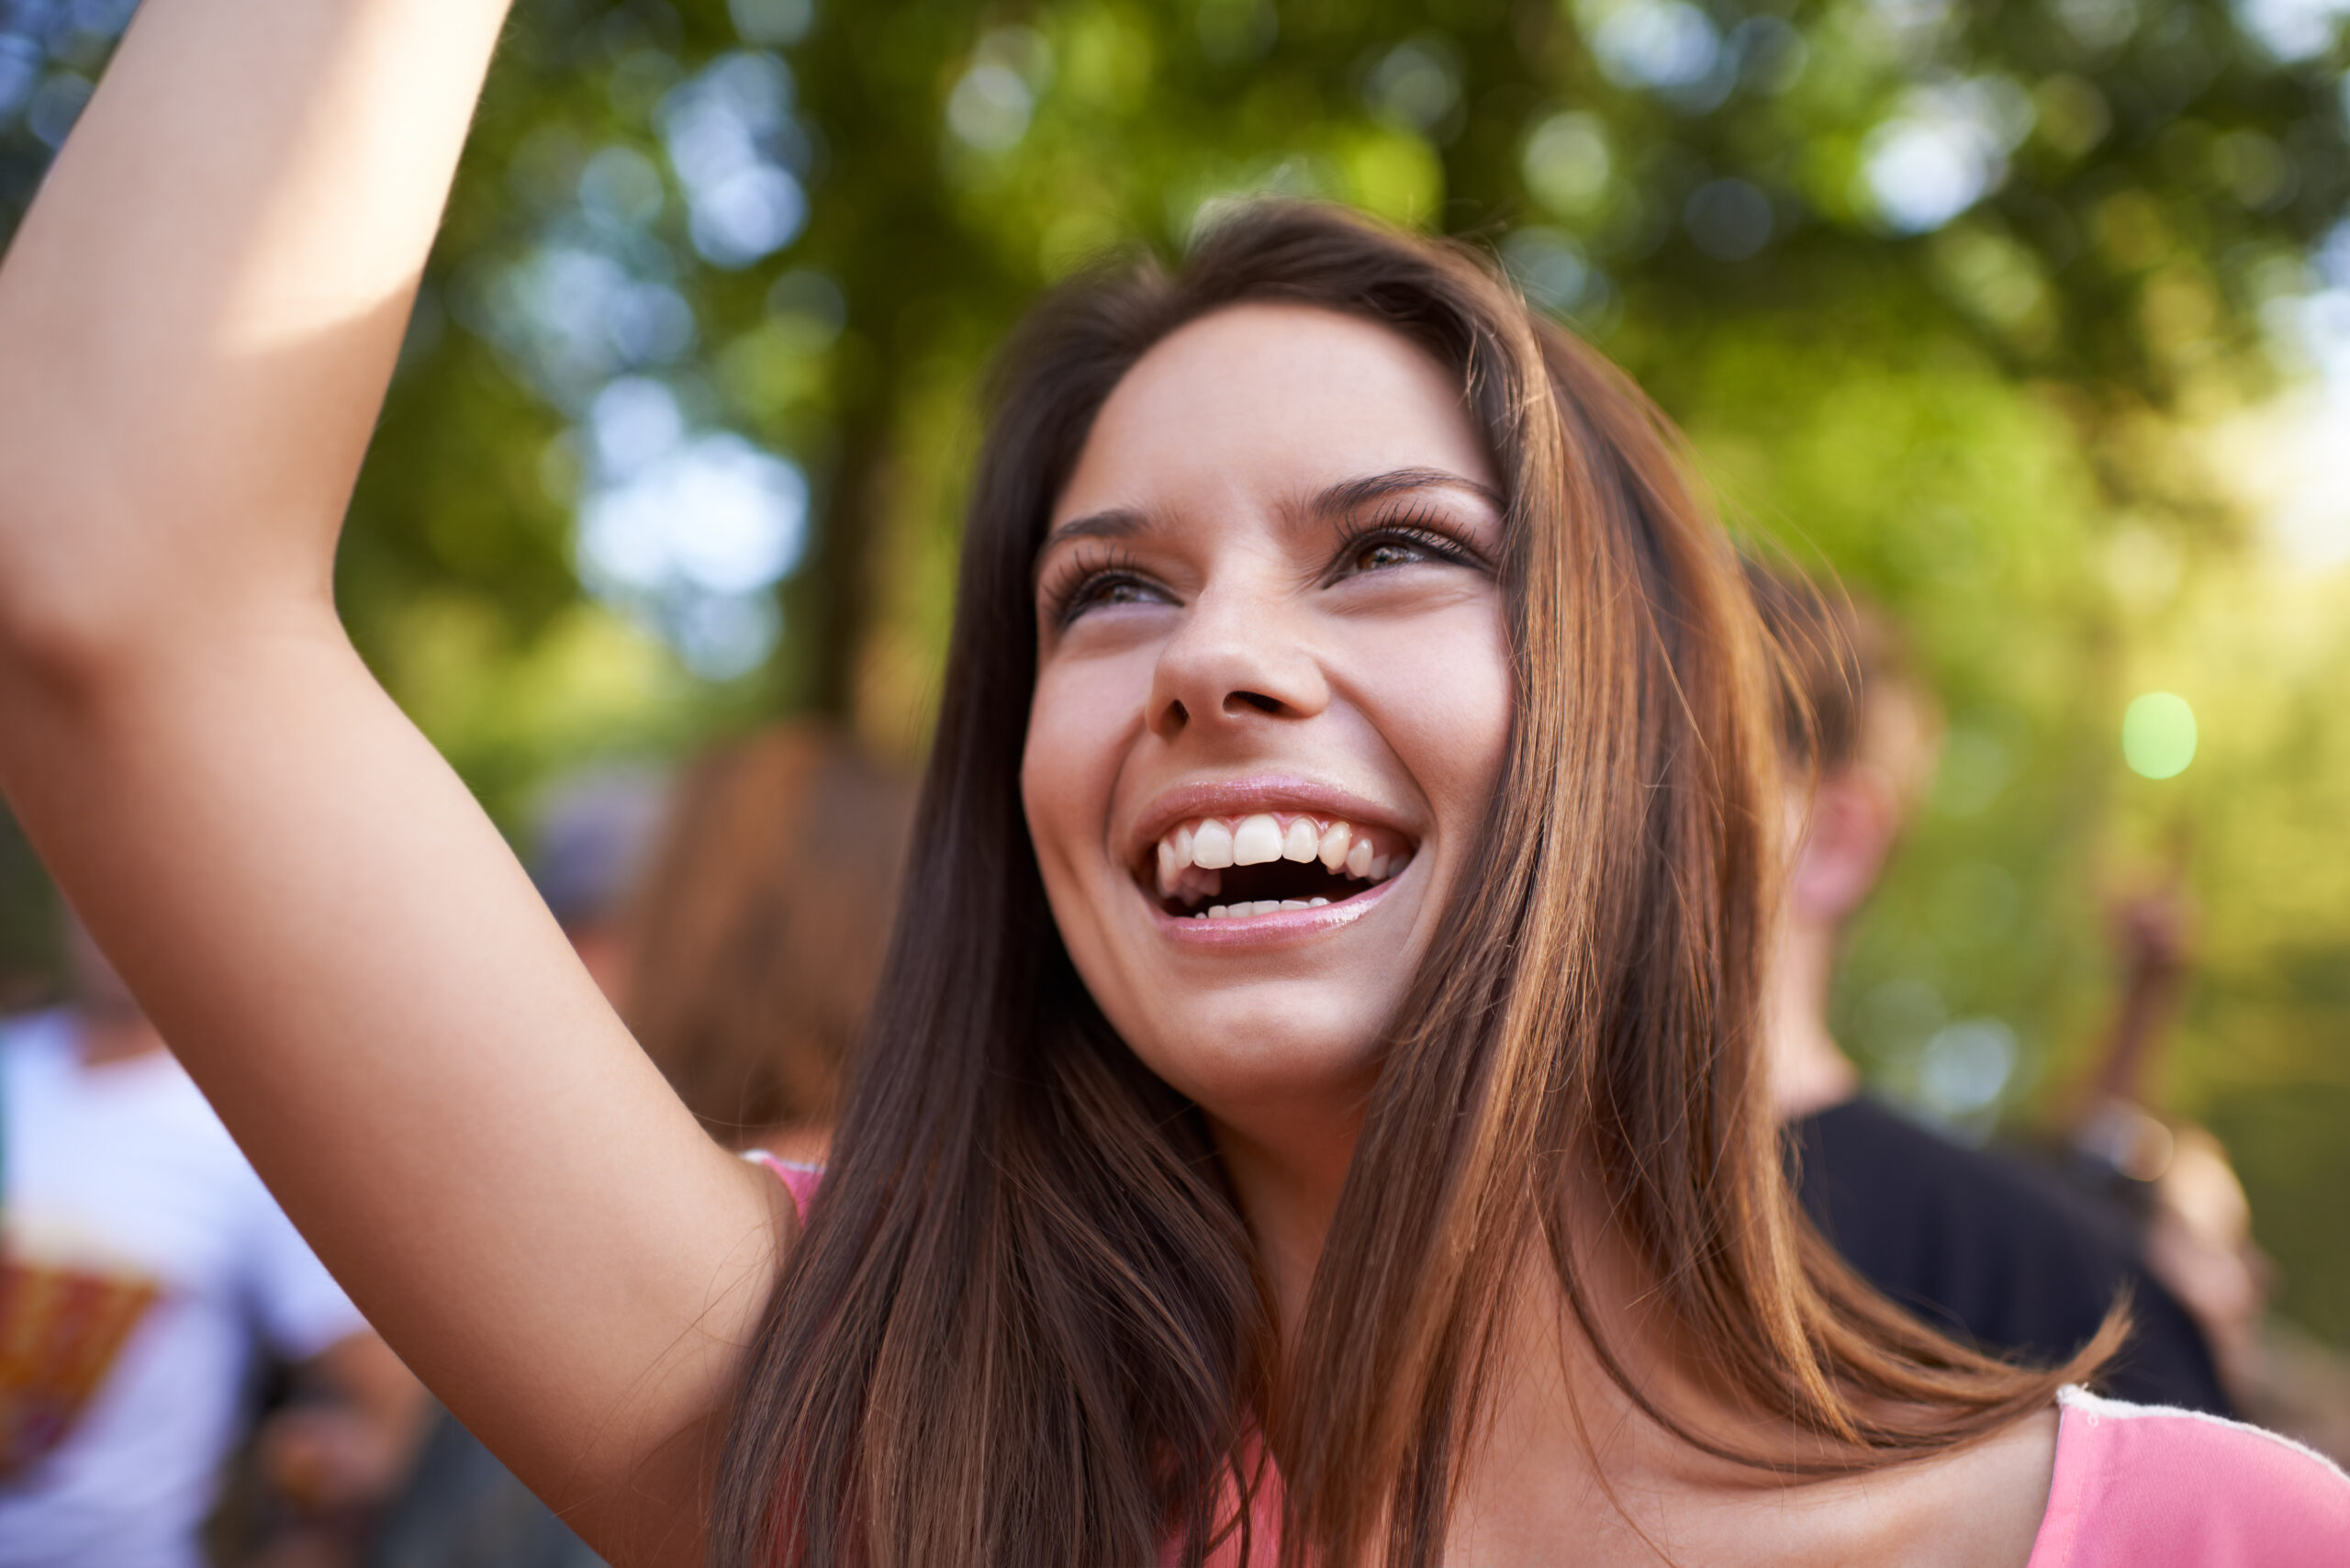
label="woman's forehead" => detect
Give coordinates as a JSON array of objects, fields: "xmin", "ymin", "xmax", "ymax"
[{"xmin": 1052, "ymin": 302, "xmax": 1495, "ymax": 529}]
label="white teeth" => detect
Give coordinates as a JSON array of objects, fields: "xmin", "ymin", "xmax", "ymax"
[
  {"xmin": 1157, "ymin": 811, "xmax": 1414, "ymax": 915},
  {"xmin": 1232, "ymin": 813, "xmax": 1282, "ymax": 866}
]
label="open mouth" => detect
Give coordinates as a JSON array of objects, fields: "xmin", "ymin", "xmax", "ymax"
[{"xmin": 1146, "ymin": 812, "xmax": 1414, "ymax": 920}]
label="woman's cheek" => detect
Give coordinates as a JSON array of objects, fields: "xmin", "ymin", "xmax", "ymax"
[
  {"xmin": 1351, "ymin": 602, "xmax": 1513, "ymax": 810},
  {"xmin": 1022, "ymin": 653, "xmax": 1149, "ymax": 892}
]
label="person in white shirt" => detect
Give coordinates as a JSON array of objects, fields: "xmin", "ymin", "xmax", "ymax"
[{"xmin": 0, "ymin": 914, "xmax": 425, "ymax": 1568}]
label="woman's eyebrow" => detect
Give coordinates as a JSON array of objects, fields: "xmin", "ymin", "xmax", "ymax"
[
  {"xmin": 1033, "ymin": 506, "xmax": 1155, "ymax": 589},
  {"xmin": 1312, "ymin": 467, "xmax": 1503, "ymax": 516},
  {"xmin": 1041, "ymin": 506, "xmax": 1154, "ymax": 553}
]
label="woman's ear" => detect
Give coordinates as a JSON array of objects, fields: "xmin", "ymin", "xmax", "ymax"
[{"xmin": 1788, "ymin": 766, "xmax": 1902, "ymax": 926}]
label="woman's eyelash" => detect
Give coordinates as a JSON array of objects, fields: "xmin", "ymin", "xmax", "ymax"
[
  {"xmin": 1328, "ymin": 510, "xmax": 1487, "ymax": 575},
  {"xmin": 1041, "ymin": 546, "xmax": 1154, "ymax": 626}
]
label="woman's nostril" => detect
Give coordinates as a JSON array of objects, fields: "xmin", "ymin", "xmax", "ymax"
[{"xmin": 1227, "ymin": 690, "xmax": 1282, "ymax": 716}]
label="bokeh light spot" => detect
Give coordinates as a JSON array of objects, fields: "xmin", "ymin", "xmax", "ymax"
[
  {"xmin": 1521, "ymin": 112, "xmax": 1611, "ymax": 217},
  {"xmin": 663, "ymin": 52, "xmax": 809, "ymax": 267},
  {"xmin": 2122, "ymin": 691, "xmax": 2198, "ymax": 779},
  {"xmin": 947, "ymin": 63, "xmax": 1034, "ymax": 151},
  {"xmin": 1365, "ymin": 38, "xmax": 1462, "ymax": 137},
  {"xmin": 730, "ymin": 0, "xmax": 813, "ymax": 46},
  {"xmin": 1918, "ymin": 1019, "xmax": 2019, "ymax": 1124},
  {"xmin": 0, "ymin": 40, "xmax": 39, "ymax": 118},
  {"xmin": 25, "ymin": 71, "xmax": 91, "ymax": 149},
  {"xmin": 1859, "ymin": 78, "xmax": 2033, "ymax": 235},
  {"xmin": 1583, "ymin": 0, "xmax": 1719, "ymax": 91}
]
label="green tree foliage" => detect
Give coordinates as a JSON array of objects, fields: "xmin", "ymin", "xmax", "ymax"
[{"xmin": 4, "ymin": 0, "xmax": 2348, "ymax": 1335}]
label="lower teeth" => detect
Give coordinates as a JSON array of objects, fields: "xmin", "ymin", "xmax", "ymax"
[{"xmin": 1201, "ymin": 897, "xmax": 1332, "ymax": 919}]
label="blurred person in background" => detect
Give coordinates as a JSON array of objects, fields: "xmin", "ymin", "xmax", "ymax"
[
  {"xmin": 526, "ymin": 768, "xmax": 670, "ymax": 1007},
  {"xmin": 2059, "ymin": 891, "xmax": 2269, "ymax": 1390},
  {"xmin": 621, "ymin": 722, "xmax": 916, "ymax": 1163},
  {"xmin": 0, "ymin": 912, "xmax": 425, "ymax": 1568},
  {"xmin": 2061, "ymin": 888, "xmax": 2350, "ymax": 1460},
  {"xmin": 1747, "ymin": 560, "xmax": 2233, "ymax": 1414}
]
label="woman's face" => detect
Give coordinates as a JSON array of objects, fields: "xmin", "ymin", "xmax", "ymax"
[{"xmin": 1022, "ymin": 303, "xmax": 1513, "ymax": 1150}]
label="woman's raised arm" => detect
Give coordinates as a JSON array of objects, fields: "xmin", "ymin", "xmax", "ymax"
[{"xmin": 0, "ymin": 6, "xmax": 786, "ymax": 1562}]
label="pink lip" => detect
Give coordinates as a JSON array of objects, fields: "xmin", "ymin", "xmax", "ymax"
[
  {"xmin": 1125, "ymin": 773, "xmax": 1419, "ymax": 874},
  {"xmin": 1148, "ymin": 871, "xmax": 1400, "ymax": 947}
]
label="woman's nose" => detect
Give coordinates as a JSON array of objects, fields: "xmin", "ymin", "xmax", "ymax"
[{"xmin": 1145, "ymin": 588, "xmax": 1330, "ymax": 742}]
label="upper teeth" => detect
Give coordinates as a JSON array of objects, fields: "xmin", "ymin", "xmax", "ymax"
[{"xmin": 1153, "ymin": 812, "xmax": 1410, "ymax": 902}]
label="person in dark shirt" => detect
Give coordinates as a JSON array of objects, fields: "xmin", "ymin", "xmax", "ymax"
[
  {"xmin": 1789, "ymin": 1099, "xmax": 2230, "ymax": 1409},
  {"xmin": 1747, "ymin": 561, "xmax": 2231, "ymax": 1414}
]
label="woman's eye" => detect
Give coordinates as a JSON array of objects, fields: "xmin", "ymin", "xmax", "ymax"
[
  {"xmin": 1352, "ymin": 538, "xmax": 1428, "ymax": 572},
  {"xmin": 1335, "ymin": 526, "xmax": 1471, "ymax": 580},
  {"xmin": 1058, "ymin": 571, "xmax": 1168, "ymax": 623}
]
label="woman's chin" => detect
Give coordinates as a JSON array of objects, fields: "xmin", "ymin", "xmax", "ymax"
[
  {"xmin": 1114, "ymin": 989, "xmax": 1393, "ymax": 1124},
  {"xmin": 1049, "ymin": 857, "xmax": 1434, "ymax": 1137}
]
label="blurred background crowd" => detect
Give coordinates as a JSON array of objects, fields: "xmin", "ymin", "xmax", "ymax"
[{"xmin": 2, "ymin": 0, "xmax": 2349, "ymax": 1561}]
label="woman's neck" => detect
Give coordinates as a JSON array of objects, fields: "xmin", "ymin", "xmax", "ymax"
[
  {"xmin": 1204, "ymin": 1114, "xmax": 2060, "ymax": 1565},
  {"xmin": 1214, "ymin": 1126, "xmax": 1923, "ymax": 1560},
  {"xmin": 1208, "ymin": 1105, "xmax": 1362, "ymax": 1336}
]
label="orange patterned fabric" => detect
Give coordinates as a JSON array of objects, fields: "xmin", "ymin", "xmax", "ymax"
[{"xmin": 0, "ymin": 1257, "xmax": 160, "ymax": 1480}]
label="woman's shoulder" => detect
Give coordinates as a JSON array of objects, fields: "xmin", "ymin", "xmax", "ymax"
[{"xmin": 2029, "ymin": 1384, "xmax": 2350, "ymax": 1568}]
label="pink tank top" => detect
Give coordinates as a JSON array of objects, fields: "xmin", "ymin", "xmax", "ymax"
[
  {"xmin": 752, "ymin": 1158, "xmax": 2350, "ymax": 1563},
  {"xmin": 753, "ymin": 1153, "xmax": 824, "ymax": 1225},
  {"xmin": 2028, "ymin": 1384, "xmax": 2348, "ymax": 1566}
]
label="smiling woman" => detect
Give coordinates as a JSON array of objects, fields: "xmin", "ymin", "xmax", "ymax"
[
  {"xmin": 1026, "ymin": 308, "xmax": 1511, "ymax": 1145},
  {"xmin": 708, "ymin": 205, "xmax": 2114, "ymax": 1568},
  {"xmin": 0, "ymin": 8, "xmax": 2343, "ymax": 1568}
]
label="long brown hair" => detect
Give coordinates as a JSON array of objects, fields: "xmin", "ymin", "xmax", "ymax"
[
  {"xmin": 622, "ymin": 722, "xmax": 912, "ymax": 1145},
  {"xmin": 711, "ymin": 204, "xmax": 2107, "ymax": 1568}
]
